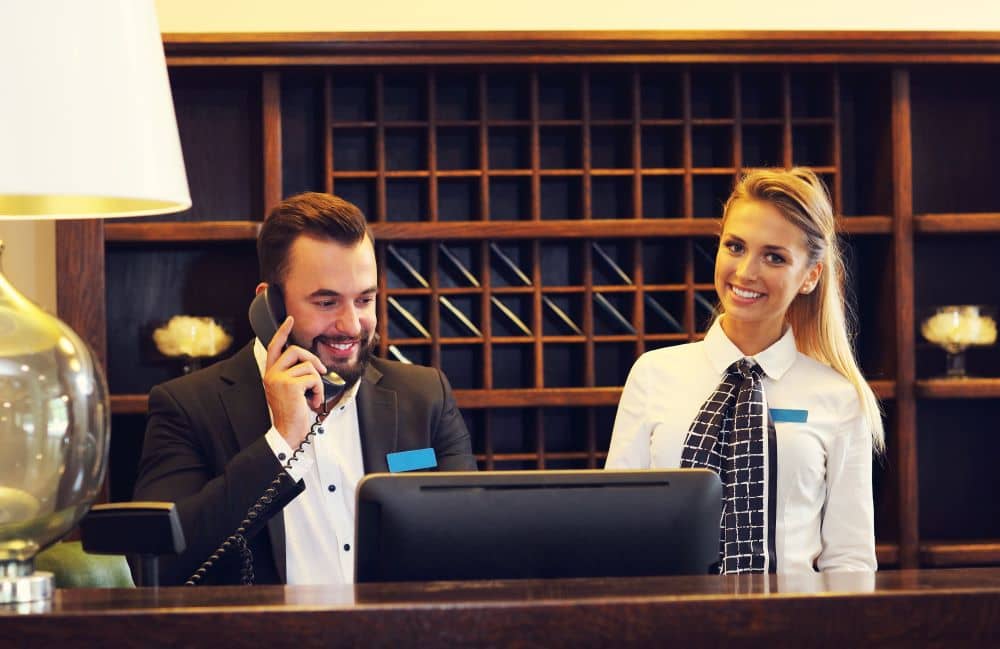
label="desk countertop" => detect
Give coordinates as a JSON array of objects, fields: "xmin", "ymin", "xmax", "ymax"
[{"xmin": 4, "ymin": 569, "xmax": 1000, "ymax": 647}]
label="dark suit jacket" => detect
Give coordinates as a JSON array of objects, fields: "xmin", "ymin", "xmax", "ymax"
[{"xmin": 133, "ymin": 342, "xmax": 476, "ymax": 585}]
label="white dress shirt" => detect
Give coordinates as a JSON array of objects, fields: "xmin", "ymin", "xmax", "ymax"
[
  {"xmin": 606, "ymin": 318, "xmax": 876, "ymax": 574},
  {"xmin": 254, "ymin": 340, "xmax": 365, "ymax": 585}
]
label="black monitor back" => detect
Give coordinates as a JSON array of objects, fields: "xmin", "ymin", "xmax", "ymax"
[{"xmin": 355, "ymin": 469, "xmax": 722, "ymax": 583}]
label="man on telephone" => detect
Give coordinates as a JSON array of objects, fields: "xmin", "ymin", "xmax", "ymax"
[{"xmin": 133, "ymin": 192, "xmax": 477, "ymax": 586}]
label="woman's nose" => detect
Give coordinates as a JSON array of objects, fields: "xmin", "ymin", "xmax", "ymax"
[{"xmin": 735, "ymin": 255, "xmax": 759, "ymax": 280}]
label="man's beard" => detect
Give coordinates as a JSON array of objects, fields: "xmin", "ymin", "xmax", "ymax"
[{"xmin": 310, "ymin": 330, "xmax": 375, "ymax": 392}]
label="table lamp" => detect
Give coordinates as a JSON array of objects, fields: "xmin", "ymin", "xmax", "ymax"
[{"xmin": 0, "ymin": 1, "xmax": 190, "ymax": 603}]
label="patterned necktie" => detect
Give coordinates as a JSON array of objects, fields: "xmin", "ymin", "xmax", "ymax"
[{"xmin": 680, "ymin": 358, "xmax": 777, "ymax": 574}]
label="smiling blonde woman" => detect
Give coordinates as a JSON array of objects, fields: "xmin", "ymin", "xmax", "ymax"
[{"xmin": 606, "ymin": 167, "xmax": 883, "ymax": 575}]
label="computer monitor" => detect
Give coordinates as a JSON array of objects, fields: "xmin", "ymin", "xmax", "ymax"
[{"xmin": 355, "ymin": 469, "xmax": 722, "ymax": 583}]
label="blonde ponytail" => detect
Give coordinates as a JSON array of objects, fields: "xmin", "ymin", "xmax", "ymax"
[{"xmin": 724, "ymin": 168, "xmax": 885, "ymax": 454}]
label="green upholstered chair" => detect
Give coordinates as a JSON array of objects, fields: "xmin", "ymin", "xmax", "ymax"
[{"xmin": 34, "ymin": 541, "xmax": 135, "ymax": 588}]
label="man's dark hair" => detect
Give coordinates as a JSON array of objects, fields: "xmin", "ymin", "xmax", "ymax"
[{"xmin": 258, "ymin": 192, "xmax": 373, "ymax": 286}]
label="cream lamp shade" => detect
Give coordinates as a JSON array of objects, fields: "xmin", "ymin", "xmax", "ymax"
[
  {"xmin": 0, "ymin": 0, "xmax": 190, "ymax": 606},
  {"xmin": 0, "ymin": 0, "xmax": 191, "ymax": 218}
]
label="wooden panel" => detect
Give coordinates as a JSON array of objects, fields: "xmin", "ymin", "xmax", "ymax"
[
  {"xmin": 838, "ymin": 67, "xmax": 894, "ymax": 217},
  {"xmin": 262, "ymin": 71, "xmax": 283, "ymax": 212},
  {"xmin": 165, "ymin": 69, "xmax": 262, "ymax": 222},
  {"xmin": 62, "ymin": 39, "xmax": 1000, "ymax": 567},
  {"xmin": 891, "ymin": 67, "xmax": 918, "ymax": 569},
  {"xmin": 374, "ymin": 71, "xmax": 387, "ymax": 220},
  {"xmin": 831, "ymin": 72, "xmax": 843, "ymax": 211},
  {"xmin": 56, "ymin": 220, "xmax": 106, "ymax": 368},
  {"xmin": 911, "ymin": 66, "xmax": 1000, "ymax": 215},
  {"xmin": 850, "ymin": 237, "xmax": 897, "ymax": 381},
  {"xmin": 279, "ymin": 71, "xmax": 326, "ymax": 197},
  {"xmin": 916, "ymin": 400, "xmax": 1000, "ymax": 542}
]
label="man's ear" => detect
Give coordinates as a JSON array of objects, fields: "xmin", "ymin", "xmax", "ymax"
[{"xmin": 255, "ymin": 282, "xmax": 268, "ymax": 296}]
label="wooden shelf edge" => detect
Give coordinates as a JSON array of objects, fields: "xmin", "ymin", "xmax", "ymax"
[
  {"xmin": 104, "ymin": 220, "xmax": 720, "ymax": 241},
  {"xmin": 869, "ymin": 380, "xmax": 895, "ymax": 400},
  {"xmin": 915, "ymin": 213, "xmax": 1000, "ymax": 233},
  {"xmin": 454, "ymin": 388, "xmax": 625, "ymax": 408},
  {"xmin": 840, "ymin": 216, "xmax": 893, "ymax": 235},
  {"xmin": 377, "ymin": 220, "xmax": 724, "ymax": 239},
  {"xmin": 920, "ymin": 541, "xmax": 1000, "ymax": 567},
  {"xmin": 103, "ymin": 217, "xmax": 890, "ymax": 243},
  {"xmin": 114, "ymin": 381, "xmax": 895, "ymax": 414},
  {"xmin": 162, "ymin": 31, "xmax": 1000, "ymax": 64},
  {"xmin": 475, "ymin": 451, "xmax": 609, "ymax": 462},
  {"xmin": 916, "ymin": 378, "xmax": 1000, "ymax": 399},
  {"xmin": 876, "ymin": 543, "xmax": 900, "ymax": 568},
  {"xmin": 112, "ymin": 388, "xmax": 626, "ymax": 414},
  {"xmin": 105, "ymin": 221, "xmax": 261, "ymax": 242},
  {"xmin": 110, "ymin": 395, "xmax": 149, "ymax": 414}
]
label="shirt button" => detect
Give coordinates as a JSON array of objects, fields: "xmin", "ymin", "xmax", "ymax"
[
  {"xmin": 277, "ymin": 453, "xmax": 286, "ymax": 461},
  {"xmin": 343, "ymin": 543, "xmax": 351, "ymax": 552},
  {"xmin": 328, "ymin": 484, "xmax": 336, "ymax": 492}
]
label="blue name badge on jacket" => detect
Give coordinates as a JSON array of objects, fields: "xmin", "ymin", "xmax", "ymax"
[
  {"xmin": 770, "ymin": 408, "xmax": 809, "ymax": 423},
  {"xmin": 386, "ymin": 448, "xmax": 438, "ymax": 473}
]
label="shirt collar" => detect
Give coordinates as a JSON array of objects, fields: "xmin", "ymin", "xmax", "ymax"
[
  {"xmin": 252, "ymin": 338, "xmax": 362, "ymax": 408},
  {"xmin": 703, "ymin": 317, "xmax": 797, "ymax": 380}
]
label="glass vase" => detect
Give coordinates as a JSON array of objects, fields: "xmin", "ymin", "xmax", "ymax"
[
  {"xmin": 944, "ymin": 347, "xmax": 968, "ymax": 379},
  {"xmin": 0, "ymin": 242, "xmax": 109, "ymax": 603}
]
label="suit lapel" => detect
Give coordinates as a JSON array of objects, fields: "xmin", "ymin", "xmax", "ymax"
[
  {"xmin": 357, "ymin": 362, "xmax": 397, "ymax": 473},
  {"xmin": 217, "ymin": 342, "xmax": 289, "ymax": 584},
  {"xmin": 219, "ymin": 343, "xmax": 270, "ymax": 450}
]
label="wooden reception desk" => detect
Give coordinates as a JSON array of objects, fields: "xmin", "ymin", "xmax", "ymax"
[{"xmin": 4, "ymin": 569, "xmax": 1000, "ymax": 647}]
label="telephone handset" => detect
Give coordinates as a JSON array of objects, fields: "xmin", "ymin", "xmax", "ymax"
[
  {"xmin": 249, "ymin": 284, "xmax": 347, "ymax": 402},
  {"xmin": 186, "ymin": 287, "xmax": 341, "ymax": 586}
]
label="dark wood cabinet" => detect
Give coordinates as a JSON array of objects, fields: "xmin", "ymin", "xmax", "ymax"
[{"xmin": 57, "ymin": 31, "xmax": 1000, "ymax": 570}]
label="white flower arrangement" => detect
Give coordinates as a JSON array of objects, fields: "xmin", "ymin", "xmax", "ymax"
[
  {"xmin": 921, "ymin": 306, "xmax": 997, "ymax": 352},
  {"xmin": 153, "ymin": 316, "xmax": 233, "ymax": 358}
]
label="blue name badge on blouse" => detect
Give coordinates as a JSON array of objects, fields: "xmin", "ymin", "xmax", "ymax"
[
  {"xmin": 386, "ymin": 448, "xmax": 438, "ymax": 473},
  {"xmin": 770, "ymin": 408, "xmax": 809, "ymax": 423}
]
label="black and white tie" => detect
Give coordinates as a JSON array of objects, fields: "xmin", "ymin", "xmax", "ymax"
[{"xmin": 680, "ymin": 358, "xmax": 777, "ymax": 574}]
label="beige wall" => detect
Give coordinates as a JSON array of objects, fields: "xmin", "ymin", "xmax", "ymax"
[
  {"xmin": 8, "ymin": 2, "xmax": 1000, "ymax": 313},
  {"xmin": 0, "ymin": 220, "xmax": 55, "ymax": 314},
  {"xmin": 156, "ymin": 0, "xmax": 1000, "ymax": 32}
]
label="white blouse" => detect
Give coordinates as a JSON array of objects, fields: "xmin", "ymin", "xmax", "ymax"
[{"xmin": 606, "ymin": 319, "xmax": 876, "ymax": 574}]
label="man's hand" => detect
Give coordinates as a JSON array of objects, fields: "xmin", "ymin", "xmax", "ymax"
[{"xmin": 262, "ymin": 316, "xmax": 327, "ymax": 448}]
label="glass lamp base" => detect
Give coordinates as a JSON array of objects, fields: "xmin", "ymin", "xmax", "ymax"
[
  {"xmin": 945, "ymin": 349, "xmax": 968, "ymax": 379},
  {"xmin": 0, "ymin": 571, "xmax": 53, "ymax": 604},
  {"xmin": 181, "ymin": 356, "xmax": 202, "ymax": 375}
]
